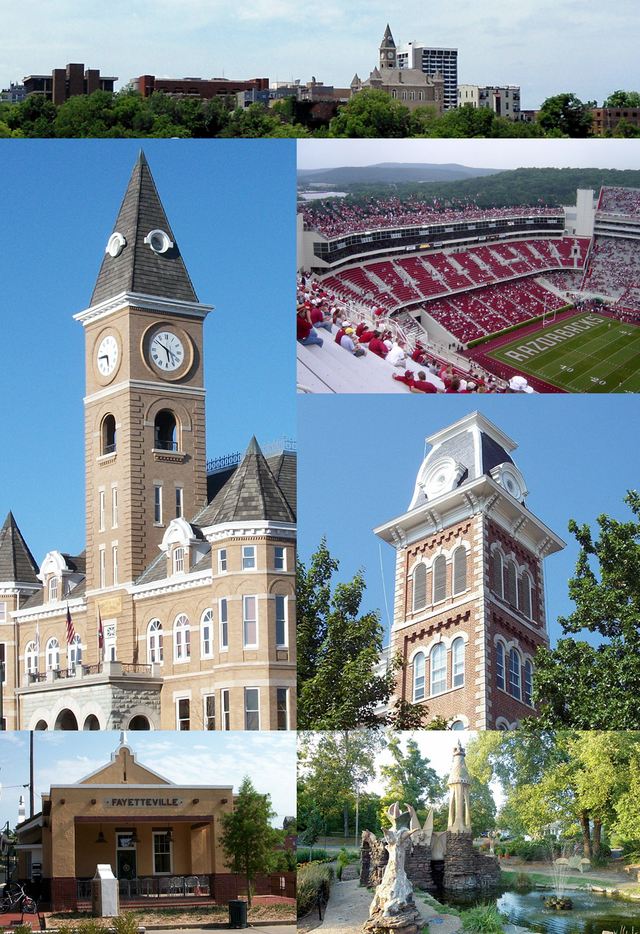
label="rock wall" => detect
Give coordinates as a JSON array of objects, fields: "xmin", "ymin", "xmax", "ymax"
[
  {"xmin": 361, "ymin": 838, "xmax": 435, "ymax": 890},
  {"xmin": 443, "ymin": 832, "xmax": 501, "ymax": 890}
]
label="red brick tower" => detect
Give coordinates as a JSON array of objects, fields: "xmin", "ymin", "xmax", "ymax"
[{"xmin": 374, "ymin": 412, "xmax": 565, "ymax": 729}]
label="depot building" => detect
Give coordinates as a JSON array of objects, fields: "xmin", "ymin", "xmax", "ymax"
[{"xmin": 15, "ymin": 735, "xmax": 237, "ymax": 911}]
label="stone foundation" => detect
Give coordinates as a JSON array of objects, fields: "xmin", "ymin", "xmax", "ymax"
[{"xmin": 443, "ymin": 832, "xmax": 501, "ymax": 890}]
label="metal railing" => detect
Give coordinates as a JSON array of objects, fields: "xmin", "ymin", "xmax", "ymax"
[
  {"xmin": 77, "ymin": 876, "xmax": 211, "ymax": 900},
  {"xmin": 206, "ymin": 436, "xmax": 296, "ymax": 473},
  {"xmin": 121, "ymin": 664, "xmax": 152, "ymax": 675},
  {"xmin": 154, "ymin": 439, "xmax": 178, "ymax": 451}
]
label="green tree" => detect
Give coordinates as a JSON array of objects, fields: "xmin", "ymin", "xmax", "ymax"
[
  {"xmin": 378, "ymin": 734, "xmax": 440, "ymax": 824},
  {"xmin": 218, "ymin": 775, "xmax": 279, "ymax": 907},
  {"xmin": 537, "ymin": 93, "xmax": 593, "ymax": 137},
  {"xmin": 329, "ymin": 89, "xmax": 414, "ymax": 138},
  {"xmin": 298, "ymin": 730, "xmax": 384, "ymax": 838},
  {"xmin": 297, "ymin": 539, "xmax": 395, "ymax": 729},
  {"xmin": 297, "ymin": 540, "xmax": 433, "ymax": 728},
  {"xmin": 604, "ymin": 90, "xmax": 640, "ymax": 107},
  {"xmin": 532, "ymin": 492, "xmax": 640, "ymax": 728},
  {"xmin": 468, "ymin": 776, "xmax": 498, "ymax": 838}
]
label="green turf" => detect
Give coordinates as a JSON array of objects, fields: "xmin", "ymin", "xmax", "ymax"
[{"xmin": 486, "ymin": 313, "xmax": 640, "ymax": 392}]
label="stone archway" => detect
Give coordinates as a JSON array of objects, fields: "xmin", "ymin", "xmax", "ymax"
[
  {"xmin": 83, "ymin": 714, "xmax": 101, "ymax": 730},
  {"xmin": 128, "ymin": 715, "xmax": 150, "ymax": 730},
  {"xmin": 54, "ymin": 709, "xmax": 79, "ymax": 730}
]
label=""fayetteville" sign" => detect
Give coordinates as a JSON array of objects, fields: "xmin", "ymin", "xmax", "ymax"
[{"xmin": 103, "ymin": 797, "xmax": 186, "ymax": 808}]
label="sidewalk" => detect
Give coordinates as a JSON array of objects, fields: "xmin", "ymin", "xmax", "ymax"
[{"xmin": 302, "ymin": 879, "xmax": 462, "ymax": 934}]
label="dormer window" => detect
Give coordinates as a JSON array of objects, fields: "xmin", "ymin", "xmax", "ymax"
[
  {"xmin": 49, "ymin": 577, "xmax": 58, "ymax": 602},
  {"xmin": 173, "ymin": 547, "xmax": 185, "ymax": 574}
]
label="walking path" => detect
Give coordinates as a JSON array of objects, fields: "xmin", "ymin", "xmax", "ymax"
[{"xmin": 300, "ymin": 879, "xmax": 463, "ymax": 934}]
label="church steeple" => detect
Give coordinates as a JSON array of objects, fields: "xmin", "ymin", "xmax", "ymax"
[
  {"xmin": 90, "ymin": 150, "xmax": 198, "ymax": 307},
  {"xmin": 380, "ymin": 24, "xmax": 397, "ymax": 69}
]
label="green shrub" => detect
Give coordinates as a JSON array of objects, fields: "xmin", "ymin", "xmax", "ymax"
[
  {"xmin": 297, "ymin": 847, "xmax": 329, "ymax": 863},
  {"xmin": 461, "ymin": 903, "xmax": 505, "ymax": 934},
  {"xmin": 509, "ymin": 839, "xmax": 547, "ymax": 862},
  {"xmin": 13, "ymin": 926, "xmax": 34, "ymax": 934},
  {"xmin": 297, "ymin": 863, "xmax": 334, "ymax": 918},
  {"xmin": 110, "ymin": 914, "xmax": 140, "ymax": 934},
  {"xmin": 512, "ymin": 872, "xmax": 533, "ymax": 892}
]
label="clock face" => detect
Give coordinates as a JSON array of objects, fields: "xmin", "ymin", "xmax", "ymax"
[
  {"xmin": 97, "ymin": 335, "xmax": 119, "ymax": 376},
  {"xmin": 149, "ymin": 331, "xmax": 185, "ymax": 372},
  {"xmin": 387, "ymin": 51, "xmax": 394, "ymax": 59}
]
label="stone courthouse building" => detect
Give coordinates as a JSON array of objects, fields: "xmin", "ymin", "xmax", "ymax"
[
  {"xmin": 15, "ymin": 734, "xmax": 239, "ymax": 910},
  {"xmin": 0, "ymin": 153, "xmax": 296, "ymax": 732},
  {"xmin": 374, "ymin": 413, "xmax": 564, "ymax": 730}
]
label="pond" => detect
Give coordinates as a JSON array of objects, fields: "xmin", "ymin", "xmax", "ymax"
[{"xmin": 438, "ymin": 888, "xmax": 640, "ymax": 934}]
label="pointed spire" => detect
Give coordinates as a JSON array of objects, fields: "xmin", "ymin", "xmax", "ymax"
[
  {"xmin": 90, "ymin": 154, "xmax": 198, "ymax": 307},
  {"xmin": 197, "ymin": 437, "xmax": 295, "ymax": 526},
  {"xmin": 381, "ymin": 24, "xmax": 395, "ymax": 47},
  {"xmin": 0, "ymin": 512, "xmax": 39, "ymax": 584}
]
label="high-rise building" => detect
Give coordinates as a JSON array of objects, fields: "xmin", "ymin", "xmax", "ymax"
[
  {"xmin": 374, "ymin": 412, "xmax": 565, "ymax": 730},
  {"xmin": 397, "ymin": 40, "xmax": 458, "ymax": 111}
]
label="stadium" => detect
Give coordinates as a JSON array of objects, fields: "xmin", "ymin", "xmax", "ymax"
[{"xmin": 297, "ymin": 185, "xmax": 640, "ymax": 393}]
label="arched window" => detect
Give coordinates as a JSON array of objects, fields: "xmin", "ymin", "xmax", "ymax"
[
  {"xmin": 154, "ymin": 410, "xmax": 177, "ymax": 451},
  {"xmin": 509, "ymin": 648, "xmax": 521, "ymax": 699},
  {"xmin": 524, "ymin": 660, "xmax": 533, "ymax": 705},
  {"xmin": 452, "ymin": 638, "xmax": 465, "ymax": 688},
  {"xmin": 451, "ymin": 719, "xmax": 465, "ymax": 731},
  {"xmin": 68, "ymin": 633, "xmax": 82, "ymax": 670},
  {"xmin": 496, "ymin": 642, "xmax": 505, "ymax": 690},
  {"xmin": 430, "ymin": 643, "xmax": 446, "ymax": 695},
  {"xmin": 452, "ymin": 547, "xmax": 467, "ymax": 595},
  {"xmin": 25, "ymin": 641, "xmax": 38, "ymax": 675},
  {"xmin": 148, "ymin": 619, "xmax": 163, "ymax": 664},
  {"xmin": 102, "ymin": 414, "xmax": 116, "ymax": 454},
  {"xmin": 174, "ymin": 614, "xmax": 190, "ymax": 661},
  {"xmin": 413, "ymin": 563, "xmax": 427, "ymax": 612},
  {"xmin": 201, "ymin": 608, "xmax": 214, "ymax": 658},
  {"xmin": 506, "ymin": 560, "xmax": 518, "ymax": 608},
  {"xmin": 413, "ymin": 653, "xmax": 425, "ymax": 702},
  {"xmin": 46, "ymin": 637, "xmax": 59, "ymax": 671},
  {"xmin": 173, "ymin": 546, "xmax": 185, "ymax": 574},
  {"xmin": 433, "ymin": 555, "xmax": 447, "ymax": 603},
  {"xmin": 520, "ymin": 571, "xmax": 534, "ymax": 620},
  {"xmin": 493, "ymin": 550, "xmax": 503, "ymax": 598}
]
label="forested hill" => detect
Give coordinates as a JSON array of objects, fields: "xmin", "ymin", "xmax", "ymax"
[{"xmin": 335, "ymin": 167, "xmax": 640, "ymax": 209}]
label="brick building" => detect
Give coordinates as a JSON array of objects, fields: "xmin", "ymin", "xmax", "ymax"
[
  {"xmin": 24, "ymin": 64, "xmax": 117, "ymax": 104},
  {"xmin": 0, "ymin": 152, "xmax": 296, "ymax": 732},
  {"xmin": 373, "ymin": 412, "xmax": 565, "ymax": 730},
  {"xmin": 133, "ymin": 76, "xmax": 268, "ymax": 101}
]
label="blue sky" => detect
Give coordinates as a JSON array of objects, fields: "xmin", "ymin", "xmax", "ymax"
[
  {"xmin": 297, "ymin": 394, "xmax": 640, "ymax": 649},
  {"xmin": 0, "ymin": 140, "xmax": 295, "ymax": 567},
  {"xmin": 0, "ymin": 731, "xmax": 296, "ymax": 830},
  {"xmin": 2, "ymin": 1, "xmax": 640, "ymax": 109}
]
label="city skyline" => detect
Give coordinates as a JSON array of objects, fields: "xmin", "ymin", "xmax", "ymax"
[{"xmin": 3, "ymin": 1, "xmax": 639, "ymax": 111}]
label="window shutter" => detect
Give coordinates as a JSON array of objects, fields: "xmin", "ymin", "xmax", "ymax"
[
  {"xmin": 433, "ymin": 555, "xmax": 447, "ymax": 603},
  {"xmin": 453, "ymin": 547, "xmax": 467, "ymax": 595},
  {"xmin": 413, "ymin": 563, "xmax": 427, "ymax": 611}
]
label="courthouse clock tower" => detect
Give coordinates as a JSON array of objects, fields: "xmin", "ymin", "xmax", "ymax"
[
  {"xmin": 374, "ymin": 412, "xmax": 565, "ymax": 730},
  {"xmin": 74, "ymin": 151, "xmax": 214, "ymax": 603},
  {"xmin": 379, "ymin": 24, "xmax": 397, "ymax": 69}
]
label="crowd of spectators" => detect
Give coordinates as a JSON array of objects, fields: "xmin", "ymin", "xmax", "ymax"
[
  {"xmin": 421, "ymin": 278, "xmax": 567, "ymax": 343},
  {"xmin": 298, "ymin": 196, "xmax": 563, "ymax": 240},
  {"xmin": 598, "ymin": 186, "xmax": 640, "ymax": 216},
  {"xmin": 582, "ymin": 237, "xmax": 640, "ymax": 300},
  {"xmin": 539, "ymin": 270, "xmax": 585, "ymax": 291}
]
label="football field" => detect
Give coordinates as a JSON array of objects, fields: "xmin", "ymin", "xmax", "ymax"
[{"xmin": 485, "ymin": 312, "xmax": 640, "ymax": 392}]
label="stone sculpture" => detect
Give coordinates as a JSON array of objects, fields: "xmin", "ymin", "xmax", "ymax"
[{"xmin": 363, "ymin": 803, "xmax": 423, "ymax": 934}]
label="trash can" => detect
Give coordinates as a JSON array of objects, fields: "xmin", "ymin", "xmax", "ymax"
[{"xmin": 228, "ymin": 899, "xmax": 248, "ymax": 929}]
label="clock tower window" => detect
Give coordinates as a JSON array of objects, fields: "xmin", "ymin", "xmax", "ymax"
[
  {"xmin": 102, "ymin": 414, "xmax": 116, "ymax": 454},
  {"xmin": 154, "ymin": 410, "xmax": 178, "ymax": 451}
]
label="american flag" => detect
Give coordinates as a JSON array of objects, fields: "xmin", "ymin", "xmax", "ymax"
[{"xmin": 66, "ymin": 605, "xmax": 75, "ymax": 644}]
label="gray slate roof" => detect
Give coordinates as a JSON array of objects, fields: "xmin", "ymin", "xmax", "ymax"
[
  {"xmin": 0, "ymin": 512, "xmax": 39, "ymax": 584},
  {"xmin": 90, "ymin": 150, "xmax": 198, "ymax": 307},
  {"xmin": 196, "ymin": 437, "xmax": 296, "ymax": 527}
]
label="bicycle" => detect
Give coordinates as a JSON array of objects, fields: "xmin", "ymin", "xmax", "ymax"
[{"xmin": 0, "ymin": 882, "xmax": 37, "ymax": 914}]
